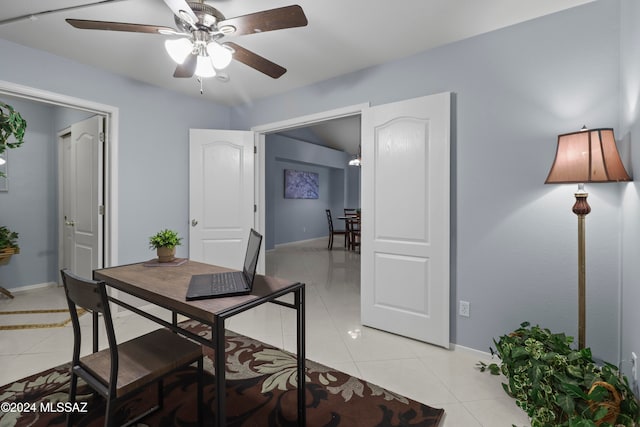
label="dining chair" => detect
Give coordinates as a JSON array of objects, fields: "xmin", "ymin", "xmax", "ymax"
[
  {"xmin": 325, "ymin": 209, "xmax": 347, "ymax": 250},
  {"xmin": 343, "ymin": 208, "xmax": 357, "ymax": 217},
  {"xmin": 60, "ymin": 269, "xmax": 204, "ymax": 427},
  {"xmin": 345, "ymin": 215, "xmax": 361, "ymax": 252}
]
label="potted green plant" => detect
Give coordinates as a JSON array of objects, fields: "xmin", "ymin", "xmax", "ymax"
[
  {"xmin": 0, "ymin": 225, "xmax": 19, "ymax": 266},
  {"xmin": 478, "ymin": 322, "xmax": 640, "ymax": 427},
  {"xmin": 0, "ymin": 101, "xmax": 27, "ymax": 178},
  {"xmin": 149, "ymin": 229, "xmax": 182, "ymax": 263}
]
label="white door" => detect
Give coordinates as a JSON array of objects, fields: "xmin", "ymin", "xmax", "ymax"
[
  {"xmin": 361, "ymin": 93, "xmax": 451, "ymax": 348},
  {"xmin": 189, "ymin": 129, "xmax": 254, "ymax": 269},
  {"xmin": 60, "ymin": 115, "xmax": 104, "ymax": 279}
]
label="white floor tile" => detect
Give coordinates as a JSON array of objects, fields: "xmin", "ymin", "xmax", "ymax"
[{"xmin": 0, "ymin": 238, "xmax": 531, "ymax": 426}]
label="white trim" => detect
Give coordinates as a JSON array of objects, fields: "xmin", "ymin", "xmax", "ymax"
[
  {"xmin": 451, "ymin": 343, "xmax": 494, "ymax": 360},
  {"xmin": 0, "ymin": 80, "xmax": 119, "ymax": 268},
  {"xmin": 57, "ymin": 128, "xmax": 70, "ymax": 282},
  {"xmin": 7, "ymin": 281, "xmax": 60, "ymax": 295},
  {"xmin": 273, "ymin": 237, "xmax": 327, "ymax": 249},
  {"xmin": 251, "ymin": 103, "xmax": 369, "ymax": 273},
  {"xmin": 251, "ymin": 103, "xmax": 370, "ymax": 133}
]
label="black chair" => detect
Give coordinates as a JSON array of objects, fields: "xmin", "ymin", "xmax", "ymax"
[
  {"xmin": 345, "ymin": 214, "xmax": 361, "ymax": 252},
  {"xmin": 325, "ymin": 209, "xmax": 347, "ymax": 250},
  {"xmin": 343, "ymin": 208, "xmax": 357, "ymax": 217},
  {"xmin": 60, "ymin": 269, "xmax": 203, "ymax": 427}
]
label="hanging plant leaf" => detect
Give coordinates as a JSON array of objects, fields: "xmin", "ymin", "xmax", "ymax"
[{"xmin": 0, "ymin": 101, "xmax": 27, "ymax": 178}]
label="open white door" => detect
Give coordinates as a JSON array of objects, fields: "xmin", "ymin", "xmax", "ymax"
[
  {"xmin": 60, "ymin": 115, "xmax": 104, "ymax": 279},
  {"xmin": 361, "ymin": 93, "xmax": 450, "ymax": 348},
  {"xmin": 189, "ymin": 129, "xmax": 254, "ymax": 269}
]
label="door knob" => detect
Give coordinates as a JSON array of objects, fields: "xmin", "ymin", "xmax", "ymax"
[
  {"xmin": 65, "ymin": 220, "xmax": 76, "ymax": 226},
  {"xmin": 191, "ymin": 219, "xmax": 198, "ymax": 227}
]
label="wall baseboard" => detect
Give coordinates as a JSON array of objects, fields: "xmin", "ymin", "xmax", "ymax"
[
  {"xmin": 451, "ymin": 342, "xmax": 494, "ymax": 360},
  {"xmin": 271, "ymin": 236, "xmax": 327, "ymax": 250},
  {"xmin": 5, "ymin": 281, "xmax": 60, "ymax": 294}
]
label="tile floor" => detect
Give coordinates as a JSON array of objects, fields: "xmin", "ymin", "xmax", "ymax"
[{"xmin": 0, "ymin": 238, "xmax": 531, "ymax": 426}]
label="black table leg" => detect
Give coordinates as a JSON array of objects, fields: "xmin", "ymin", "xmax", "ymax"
[
  {"xmin": 296, "ymin": 286, "xmax": 306, "ymax": 426},
  {"xmin": 92, "ymin": 311, "xmax": 98, "ymax": 352},
  {"xmin": 215, "ymin": 317, "xmax": 226, "ymax": 426}
]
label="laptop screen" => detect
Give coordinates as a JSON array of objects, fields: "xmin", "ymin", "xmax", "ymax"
[{"xmin": 242, "ymin": 229, "xmax": 262, "ymax": 284}]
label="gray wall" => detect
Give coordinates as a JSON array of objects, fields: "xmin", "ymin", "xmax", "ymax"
[
  {"xmin": 0, "ymin": 38, "xmax": 230, "ymax": 274},
  {"xmin": 619, "ymin": 0, "xmax": 640, "ymax": 386},
  {"xmin": 265, "ymin": 133, "xmax": 351, "ymax": 249},
  {"xmin": 232, "ymin": 1, "xmax": 623, "ymax": 362},
  {"xmin": 0, "ymin": 98, "xmax": 58, "ymax": 287}
]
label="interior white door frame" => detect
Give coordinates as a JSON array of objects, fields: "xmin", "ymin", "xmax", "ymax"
[
  {"xmin": 0, "ymin": 79, "xmax": 119, "ymax": 268},
  {"xmin": 251, "ymin": 103, "xmax": 369, "ymax": 271}
]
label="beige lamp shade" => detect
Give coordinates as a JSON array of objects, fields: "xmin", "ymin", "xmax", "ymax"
[{"xmin": 545, "ymin": 128, "xmax": 631, "ymax": 184}]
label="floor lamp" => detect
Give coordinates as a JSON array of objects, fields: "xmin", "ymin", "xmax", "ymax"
[{"xmin": 545, "ymin": 127, "xmax": 631, "ymax": 349}]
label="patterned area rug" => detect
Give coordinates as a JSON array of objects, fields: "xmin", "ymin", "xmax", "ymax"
[
  {"xmin": 0, "ymin": 320, "xmax": 444, "ymax": 426},
  {"xmin": 0, "ymin": 308, "xmax": 86, "ymax": 330}
]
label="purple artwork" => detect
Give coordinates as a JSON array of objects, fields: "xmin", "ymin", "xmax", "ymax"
[{"xmin": 284, "ymin": 169, "xmax": 319, "ymax": 199}]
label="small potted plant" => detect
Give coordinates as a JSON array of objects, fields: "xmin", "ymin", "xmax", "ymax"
[
  {"xmin": 0, "ymin": 225, "xmax": 19, "ymax": 266},
  {"xmin": 149, "ymin": 229, "xmax": 182, "ymax": 263}
]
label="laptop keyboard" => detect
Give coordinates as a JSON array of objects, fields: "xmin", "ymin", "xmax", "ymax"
[{"xmin": 210, "ymin": 271, "xmax": 245, "ymax": 292}]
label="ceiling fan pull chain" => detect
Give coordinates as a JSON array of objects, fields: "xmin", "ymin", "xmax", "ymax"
[{"xmin": 198, "ymin": 77, "xmax": 203, "ymax": 95}]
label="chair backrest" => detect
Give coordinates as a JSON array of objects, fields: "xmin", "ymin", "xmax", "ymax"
[
  {"xmin": 344, "ymin": 208, "xmax": 357, "ymax": 217},
  {"xmin": 325, "ymin": 209, "xmax": 334, "ymax": 232},
  {"xmin": 60, "ymin": 269, "xmax": 119, "ymax": 392}
]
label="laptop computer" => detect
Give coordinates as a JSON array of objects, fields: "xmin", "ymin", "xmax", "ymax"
[{"xmin": 186, "ymin": 229, "xmax": 263, "ymax": 301}]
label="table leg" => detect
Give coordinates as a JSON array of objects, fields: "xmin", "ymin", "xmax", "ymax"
[
  {"xmin": 0, "ymin": 287, "xmax": 14, "ymax": 299},
  {"xmin": 296, "ymin": 286, "xmax": 306, "ymax": 425},
  {"xmin": 92, "ymin": 311, "xmax": 98, "ymax": 352},
  {"xmin": 215, "ymin": 317, "xmax": 226, "ymax": 426}
]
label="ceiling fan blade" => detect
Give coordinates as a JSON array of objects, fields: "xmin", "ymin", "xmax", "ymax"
[
  {"xmin": 226, "ymin": 42, "xmax": 286, "ymax": 79},
  {"xmin": 66, "ymin": 19, "xmax": 178, "ymax": 35},
  {"xmin": 218, "ymin": 5, "xmax": 308, "ymax": 36},
  {"xmin": 163, "ymin": 0, "xmax": 198, "ymax": 27},
  {"xmin": 173, "ymin": 54, "xmax": 197, "ymax": 78}
]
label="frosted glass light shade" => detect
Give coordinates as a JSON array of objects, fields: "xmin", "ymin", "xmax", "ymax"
[
  {"xmin": 207, "ymin": 42, "xmax": 233, "ymax": 69},
  {"xmin": 165, "ymin": 38, "xmax": 193, "ymax": 64},
  {"xmin": 195, "ymin": 55, "xmax": 216, "ymax": 78}
]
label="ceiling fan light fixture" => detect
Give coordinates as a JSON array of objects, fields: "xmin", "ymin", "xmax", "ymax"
[
  {"xmin": 207, "ymin": 42, "xmax": 233, "ymax": 70},
  {"xmin": 195, "ymin": 54, "xmax": 217, "ymax": 78},
  {"xmin": 165, "ymin": 38, "xmax": 193, "ymax": 64}
]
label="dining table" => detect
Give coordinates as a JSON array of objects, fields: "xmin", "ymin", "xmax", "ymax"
[{"xmin": 93, "ymin": 260, "xmax": 306, "ymax": 427}]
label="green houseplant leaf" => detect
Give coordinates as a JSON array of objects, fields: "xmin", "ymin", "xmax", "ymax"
[
  {"xmin": 0, "ymin": 101, "xmax": 27, "ymax": 178},
  {"xmin": 478, "ymin": 322, "xmax": 640, "ymax": 426},
  {"xmin": 149, "ymin": 229, "xmax": 182, "ymax": 249},
  {"xmin": 0, "ymin": 226, "xmax": 19, "ymax": 250}
]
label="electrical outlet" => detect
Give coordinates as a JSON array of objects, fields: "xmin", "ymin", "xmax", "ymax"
[
  {"xmin": 632, "ymin": 352, "xmax": 637, "ymax": 382},
  {"xmin": 459, "ymin": 300, "xmax": 470, "ymax": 317}
]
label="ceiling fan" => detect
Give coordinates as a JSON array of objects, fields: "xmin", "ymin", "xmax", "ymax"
[{"xmin": 64, "ymin": 0, "xmax": 308, "ymax": 80}]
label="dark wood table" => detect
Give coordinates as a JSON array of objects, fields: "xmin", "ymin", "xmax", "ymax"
[{"xmin": 93, "ymin": 260, "xmax": 306, "ymax": 427}]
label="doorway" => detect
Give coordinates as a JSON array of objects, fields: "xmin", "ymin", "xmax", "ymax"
[
  {"xmin": 58, "ymin": 115, "xmax": 105, "ymax": 279},
  {"xmin": 253, "ymin": 103, "xmax": 368, "ymax": 273},
  {"xmin": 0, "ymin": 80, "xmax": 119, "ymax": 285},
  {"xmin": 253, "ymin": 94, "xmax": 451, "ymax": 348}
]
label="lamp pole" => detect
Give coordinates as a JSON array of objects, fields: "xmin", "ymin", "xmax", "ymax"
[{"xmin": 572, "ymin": 184, "xmax": 590, "ymax": 350}]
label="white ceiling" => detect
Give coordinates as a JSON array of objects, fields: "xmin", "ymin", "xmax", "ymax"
[
  {"xmin": 0, "ymin": 0, "xmax": 594, "ymax": 107},
  {"xmin": 0, "ymin": 0, "xmax": 595, "ymax": 155}
]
